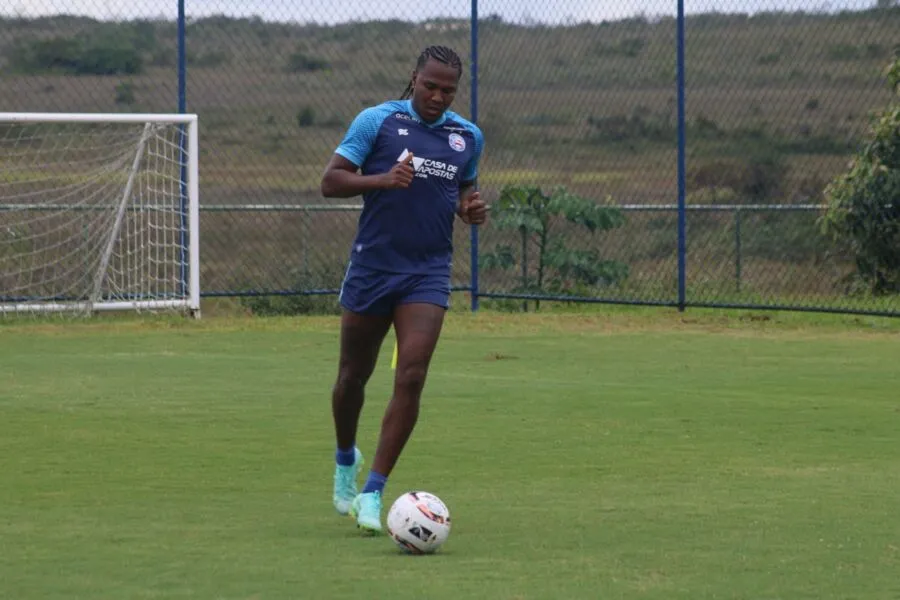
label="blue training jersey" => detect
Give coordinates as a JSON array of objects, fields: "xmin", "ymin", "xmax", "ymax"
[{"xmin": 334, "ymin": 99, "xmax": 484, "ymax": 275}]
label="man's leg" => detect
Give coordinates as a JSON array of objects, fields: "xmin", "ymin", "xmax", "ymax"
[
  {"xmin": 372, "ymin": 303, "xmax": 445, "ymax": 476},
  {"xmin": 352, "ymin": 302, "xmax": 445, "ymax": 532},
  {"xmin": 333, "ymin": 310, "xmax": 393, "ymax": 450},
  {"xmin": 332, "ymin": 309, "xmax": 392, "ymax": 514}
]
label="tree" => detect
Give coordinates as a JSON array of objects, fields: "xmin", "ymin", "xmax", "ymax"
[
  {"xmin": 480, "ymin": 185, "xmax": 628, "ymax": 309},
  {"xmin": 821, "ymin": 56, "xmax": 900, "ymax": 294}
]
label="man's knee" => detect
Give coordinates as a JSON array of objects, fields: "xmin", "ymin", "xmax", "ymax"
[
  {"xmin": 335, "ymin": 364, "xmax": 372, "ymax": 394},
  {"xmin": 394, "ymin": 362, "xmax": 429, "ymax": 395}
]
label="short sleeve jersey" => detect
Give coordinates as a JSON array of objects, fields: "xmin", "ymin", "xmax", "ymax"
[{"xmin": 334, "ymin": 99, "xmax": 484, "ymax": 275}]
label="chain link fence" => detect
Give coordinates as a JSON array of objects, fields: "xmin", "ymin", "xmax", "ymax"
[{"xmin": 0, "ymin": 1, "xmax": 897, "ymax": 316}]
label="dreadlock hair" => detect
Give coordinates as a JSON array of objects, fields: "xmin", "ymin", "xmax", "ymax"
[{"xmin": 400, "ymin": 45, "xmax": 463, "ymax": 100}]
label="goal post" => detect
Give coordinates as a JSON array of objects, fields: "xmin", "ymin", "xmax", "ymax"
[{"xmin": 0, "ymin": 112, "xmax": 200, "ymax": 316}]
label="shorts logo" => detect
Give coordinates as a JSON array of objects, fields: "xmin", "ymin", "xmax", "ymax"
[{"xmin": 448, "ymin": 133, "xmax": 466, "ymax": 152}]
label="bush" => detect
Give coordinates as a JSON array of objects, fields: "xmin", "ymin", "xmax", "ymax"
[
  {"xmin": 586, "ymin": 105, "xmax": 674, "ymax": 144},
  {"xmin": 114, "ymin": 81, "xmax": 136, "ymax": 105},
  {"xmin": 688, "ymin": 155, "xmax": 788, "ymax": 203},
  {"xmin": 480, "ymin": 185, "xmax": 629, "ymax": 309},
  {"xmin": 239, "ymin": 268, "xmax": 343, "ymax": 316},
  {"xmin": 296, "ymin": 107, "xmax": 316, "ymax": 128},
  {"xmin": 286, "ymin": 49, "xmax": 330, "ymax": 73},
  {"xmin": 10, "ymin": 34, "xmax": 143, "ymax": 75},
  {"xmin": 821, "ymin": 56, "xmax": 900, "ymax": 294},
  {"xmin": 77, "ymin": 39, "xmax": 142, "ymax": 75},
  {"xmin": 240, "ymin": 292, "xmax": 341, "ymax": 316}
]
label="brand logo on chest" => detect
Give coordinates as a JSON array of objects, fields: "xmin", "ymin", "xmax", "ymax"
[{"xmin": 397, "ymin": 148, "xmax": 459, "ymax": 181}]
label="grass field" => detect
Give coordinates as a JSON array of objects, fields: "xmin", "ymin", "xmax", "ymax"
[{"xmin": 1, "ymin": 309, "xmax": 899, "ymax": 599}]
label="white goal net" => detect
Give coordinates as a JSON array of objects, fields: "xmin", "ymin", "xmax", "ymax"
[{"xmin": 0, "ymin": 113, "xmax": 200, "ymax": 316}]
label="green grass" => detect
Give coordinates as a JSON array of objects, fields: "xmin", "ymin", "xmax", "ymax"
[{"xmin": 1, "ymin": 311, "xmax": 899, "ymax": 599}]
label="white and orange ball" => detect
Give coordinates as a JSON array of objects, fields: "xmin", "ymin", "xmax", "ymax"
[{"xmin": 386, "ymin": 491, "xmax": 452, "ymax": 554}]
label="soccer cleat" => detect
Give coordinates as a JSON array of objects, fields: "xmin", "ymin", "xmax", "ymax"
[
  {"xmin": 350, "ymin": 491, "xmax": 383, "ymax": 534},
  {"xmin": 332, "ymin": 447, "xmax": 364, "ymax": 516}
]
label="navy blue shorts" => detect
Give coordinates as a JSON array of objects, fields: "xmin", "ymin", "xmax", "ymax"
[{"xmin": 339, "ymin": 262, "xmax": 451, "ymax": 316}]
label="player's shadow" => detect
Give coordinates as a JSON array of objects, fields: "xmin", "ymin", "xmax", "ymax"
[
  {"xmin": 335, "ymin": 524, "xmax": 452, "ymax": 556},
  {"xmin": 380, "ymin": 545, "xmax": 453, "ymax": 557}
]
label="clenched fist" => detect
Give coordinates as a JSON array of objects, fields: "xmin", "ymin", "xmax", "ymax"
[
  {"xmin": 459, "ymin": 190, "xmax": 488, "ymax": 225},
  {"xmin": 381, "ymin": 152, "xmax": 416, "ymax": 189}
]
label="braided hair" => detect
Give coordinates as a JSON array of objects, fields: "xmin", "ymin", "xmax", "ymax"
[{"xmin": 400, "ymin": 45, "xmax": 463, "ymax": 100}]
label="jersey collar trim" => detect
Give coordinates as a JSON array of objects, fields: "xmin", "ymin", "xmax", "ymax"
[{"xmin": 405, "ymin": 99, "xmax": 448, "ymax": 128}]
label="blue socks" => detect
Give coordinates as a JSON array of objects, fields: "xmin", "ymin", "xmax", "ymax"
[
  {"xmin": 335, "ymin": 446, "xmax": 356, "ymax": 467},
  {"xmin": 335, "ymin": 447, "xmax": 387, "ymax": 495},
  {"xmin": 361, "ymin": 470, "xmax": 387, "ymax": 495}
]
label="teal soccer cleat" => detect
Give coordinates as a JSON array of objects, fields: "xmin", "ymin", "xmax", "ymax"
[
  {"xmin": 349, "ymin": 491, "xmax": 383, "ymax": 534},
  {"xmin": 332, "ymin": 448, "xmax": 364, "ymax": 515}
]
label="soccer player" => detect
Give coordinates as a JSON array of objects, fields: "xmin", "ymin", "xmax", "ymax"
[{"xmin": 320, "ymin": 45, "xmax": 487, "ymax": 534}]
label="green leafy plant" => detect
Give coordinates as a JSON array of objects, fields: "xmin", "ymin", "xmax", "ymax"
[
  {"xmin": 480, "ymin": 185, "xmax": 629, "ymax": 309},
  {"xmin": 821, "ymin": 56, "xmax": 900, "ymax": 294}
]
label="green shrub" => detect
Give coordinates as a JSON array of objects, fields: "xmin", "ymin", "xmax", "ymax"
[
  {"xmin": 296, "ymin": 107, "xmax": 316, "ymax": 128},
  {"xmin": 688, "ymin": 156, "xmax": 788, "ymax": 203},
  {"xmin": 9, "ymin": 33, "xmax": 143, "ymax": 75},
  {"xmin": 114, "ymin": 81, "xmax": 136, "ymax": 105},
  {"xmin": 821, "ymin": 56, "xmax": 900, "ymax": 294},
  {"xmin": 76, "ymin": 39, "xmax": 142, "ymax": 75},
  {"xmin": 239, "ymin": 268, "xmax": 343, "ymax": 316},
  {"xmin": 586, "ymin": 105, "xmax": 674, "ymax": 144},
  {"xmin": 286, "ymin": 49, "xmax": 330, "ymax": 73},
  {"xmin": 480, "ymin": 185, "xmax": 629, "ymax": 310}
]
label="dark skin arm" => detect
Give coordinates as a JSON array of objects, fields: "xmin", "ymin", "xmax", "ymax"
[
  {"xmin": 322, "ymin": 153, "xmax": 488, "ymax": 225},
  {"xmin": 458, "ymin": 180, "xmax": 488, "ymax": 225},
  {"xmin": 320, "ymin": 153, "xmax": 416, "ymax": 198}
]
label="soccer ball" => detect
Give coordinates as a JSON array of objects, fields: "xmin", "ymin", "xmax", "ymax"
[{"xmin": 386, "ymin": 491, "xmax": 451, "ymax": 554}]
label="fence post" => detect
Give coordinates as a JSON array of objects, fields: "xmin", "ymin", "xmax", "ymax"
[
  {"xmin": 734, "ymin": 208, "xmax": 742, "ymax": 293},
  {"xmin": 520, "ymin": 226, "xmax": 528, "ymax": 312},
  {"xmin": 676, "ymin": 0, "xmax": 687, "ymax": 312},
  {"xmin": 469, "ymin": 0, "xmax": 480, "ymax": 312},
  {"xmin": 302, "ymin": 207, "xmax": 310, "ymax": 278}
]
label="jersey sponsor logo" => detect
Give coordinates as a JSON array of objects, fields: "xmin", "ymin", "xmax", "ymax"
[
  {"xmin": 448, "ymin": 133, "xmax": 466, "ymax": 152},
  {"xmin": 397, "ymin": 149, "xmax": 459, "ymax": 181}
]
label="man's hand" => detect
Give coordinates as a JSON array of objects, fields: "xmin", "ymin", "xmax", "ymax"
[
  {"xmin": 380, "ymin": 152, "xmax": 416, "ymax": 189},
  {"xmin": 458, "ymin": 189, "xmax": 488, "ymax": 225}
]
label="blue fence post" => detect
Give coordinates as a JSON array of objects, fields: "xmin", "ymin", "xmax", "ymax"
[
  {"xmin": 676, "ymin": 0, "xmax": 687, "ymax": 312},
  {"xmin": 177, "ymin": 0, "xmax": 189, "ymax": 299},
  {"xmin": 469, "ymin": 0, "xmax": 480, "ymax": 313},
  {"xmin": 734, "ymin": 208, "xmax": 742, "ymax": 293}
]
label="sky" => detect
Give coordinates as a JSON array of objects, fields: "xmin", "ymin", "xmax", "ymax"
[{"xmin": 0, "ymin": 0, "xmax": 884, "ymax": 24}]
